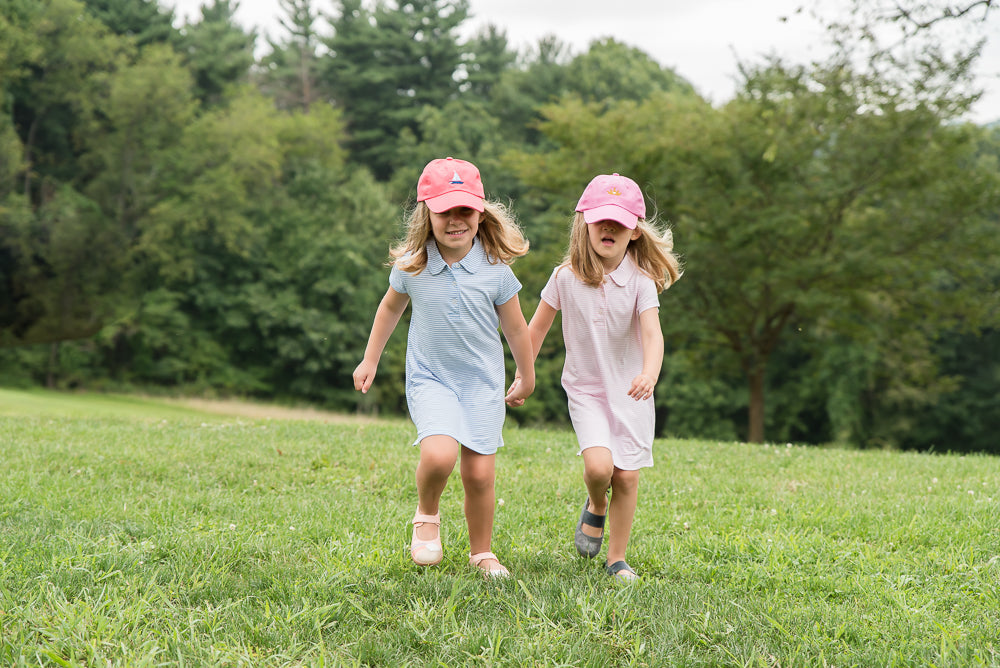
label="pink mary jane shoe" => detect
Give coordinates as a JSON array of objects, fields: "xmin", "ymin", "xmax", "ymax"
[
  {"xmin": 469, "ymin": 551, "xmax": 510, "ymax": 579},
  {"xmin": 410, "ymin": 509, "xmax": 443, "ymax": 566}
]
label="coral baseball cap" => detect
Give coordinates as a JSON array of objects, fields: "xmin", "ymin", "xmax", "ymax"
[
  {"xmin": 417, "ymin": 157, "xmax": 485, "ymax": 213},
  {"xmin": 575, "ymin": 173, "xmax": 646, "ymax": 229}
]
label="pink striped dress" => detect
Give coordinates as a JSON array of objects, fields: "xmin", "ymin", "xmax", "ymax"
[{"xmin": 539, "ymin": 254, "xmax": 660, "ymax": 470}]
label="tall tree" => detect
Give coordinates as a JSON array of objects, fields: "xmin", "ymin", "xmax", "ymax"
[
  {"xmin": 511, "ymin": 57, "xmax": 1000, "ymax": 444},
  {"xmin": 563, "ymin": 38, "xmax": 694, "ymax": 104},
  {"xmin": 256, "ymin": 0, "xmax": 326, "ymax": 112},
  {"xmin": 321, "ymin": 0, "xmax": 469, "ymax": 179},
  {"xmin": 0, "ymin": 112, "xmax": 34, "ymax": 345},
  {"xmin": 82, "ymin": 0, "xmax": 177, "ymax": 46},
  {"xmin": 818, "ymin": 0, "xmax": 995, "ymax": 122},
  {"xmin": 0, "ymin": 0, "xmax": 143, "ymax": 350},
  {"xmin": 4, "ymin": 0, "xmax": 123, "ymax": 199},
  {"xmin": 460, "ymin": 24, "xmax": 516, "ymax": 99},
  {"xmin": 672, "ymin": 65, "xmax": 998, "ymax": 444},
  {"xmin": 488, "ymin": 35, "xmax": 573, "ymax": 145},
  {"xmin": 175, "ymin": 0, "xmax": 255, "ymax": 107},
  {"xmin": 488, "ymin": 37, "xmax": 696, "ymax": 148},
  {"xmin": 80, "ymin": 44, "xmax": 197, "ymax": 250}
]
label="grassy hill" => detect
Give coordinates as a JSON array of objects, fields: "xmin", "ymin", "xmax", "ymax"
[{"xmin": 1, "ymin": 388, "xmax": 997, "ymax": 666}]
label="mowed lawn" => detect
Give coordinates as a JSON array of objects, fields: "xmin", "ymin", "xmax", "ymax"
[{"xmin": 1, "ymin": 387, "xmax": 998, "ymax": 666}]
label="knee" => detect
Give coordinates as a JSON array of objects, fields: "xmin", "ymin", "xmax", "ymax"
[
  {"xmin": 419, "ymin": 443, "xmax": 458, "ymax": 477},
  {"xmin": 462, "ymin": 467, "xmax": 495, "ymax": 494},
  {"xmin": 584, "ymin": 461, "xmax": 614, "ymax": 487},
  {"xmin": 611, "ymin": 468, "xmax": 640, "ymax": 495}
]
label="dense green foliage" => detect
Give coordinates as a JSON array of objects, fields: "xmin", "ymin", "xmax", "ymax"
[
  {"xmin": 1, "ymin": 0, "xmax": 999, "ymax": 452},
  {"xmin": 1, "ymin": 390, "xmax": 998, "ymax": 665}
]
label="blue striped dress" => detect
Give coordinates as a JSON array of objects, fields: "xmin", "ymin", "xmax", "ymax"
[{"xmin": 390, "ymin": 238, "xmax": 522, "ymax": 455}]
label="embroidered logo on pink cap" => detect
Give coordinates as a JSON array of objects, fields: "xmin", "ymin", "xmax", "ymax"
[
  {"xmin": 575, "ymin": 173, "xmax": 645, "ymax": 229},
  {"xmin": 417, "ymin": 157, "xmax": 486, "ymax": 213}
]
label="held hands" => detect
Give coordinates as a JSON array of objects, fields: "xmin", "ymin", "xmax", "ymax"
[
  {"xmin": 505, "ymin": 370, "xmax": 534, "ymax": 407},
  {"xmin": 627, "ymin": 373, "xmax": 656, "ymax": 401},
  {"xmin": 353, "ymin": 359, "xmax": 378, "ymax": 394}
]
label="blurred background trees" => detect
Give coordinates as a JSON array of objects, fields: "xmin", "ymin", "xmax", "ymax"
[{"xmin": 2, "ymin": 0, "xmax": 998, "ymax": 452}]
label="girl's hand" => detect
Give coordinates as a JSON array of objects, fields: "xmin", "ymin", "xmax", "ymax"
[
  {"xmin": 627, "ymin": 373, "xmax": 656, "ymax": 401},
  {"xmin": 353, "ymin": 360, "xmax": 377, "ymax": 394},
  {"xmin": 505, "ymin": 371, "xmax": 533, "ymax": 407}
]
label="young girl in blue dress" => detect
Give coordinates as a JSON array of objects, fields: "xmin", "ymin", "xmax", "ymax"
[{"xmin": 353, "ymin": 157, "xmax": 535, "ymax": 578}]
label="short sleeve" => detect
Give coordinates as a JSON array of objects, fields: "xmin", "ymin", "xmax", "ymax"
[
  {"xmin": 389, "ymin": 263, "xmax": 408, "ymax": 294},
  {"xmin": 636, "ymin": 274, "xmax": 659, "ymax": 314},
  {"xmin": 540, "ymin": 265, "xmax": 563, "ymax": 310},
  {"xmin": 494, "ymin": 264, "xmax": 522, "ymax": 305}
]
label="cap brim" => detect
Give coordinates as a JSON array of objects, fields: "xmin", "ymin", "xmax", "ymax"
[
  {"xmin": 423, "ymin": 191, "xmax": 485, "ymax": 213},
  {"xmin": 581, "ymin": 205, "xmax": 638, "ymax": 229}
]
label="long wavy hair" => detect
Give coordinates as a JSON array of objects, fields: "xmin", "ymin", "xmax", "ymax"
[
  {"xmin": 566, "ymin": 212, "xmax": 682, "ymax": 292},
  {"xmin": 390, "ymin": 200, "xmax": 529, "ymax": 274}
]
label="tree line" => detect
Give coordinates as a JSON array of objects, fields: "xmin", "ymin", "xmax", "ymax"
[{"xmin": 2, "ymin": 0, "xmax": 999, "ymax": 452}]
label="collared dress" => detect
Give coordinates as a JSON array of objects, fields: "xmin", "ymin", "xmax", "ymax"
[
  {"xmin": 540, "ymin": 253, "xmax": 660, "ymax": 470},
  {"xmin": 389, "ymin": 238, "xmax": 522, "ymax": 455}
]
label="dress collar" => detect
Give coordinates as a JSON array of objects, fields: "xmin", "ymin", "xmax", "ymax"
[
  {"xmin": 606, "ymin": 252, "xmax": 638, "ymax": 287},
  {"xmin": 427, "ymin": 238, "xmax": 484, "ymax": 275}
]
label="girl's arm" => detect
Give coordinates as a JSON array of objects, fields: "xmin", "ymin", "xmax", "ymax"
[
  {"xmin": 526, "ymin": 300, "xmax": 557, "ymax": 360},
  {"xmin": 496, "ymin": 294, "xmax": 536, "ymax": 406},
  {"xmin": 504, "ymin": 299, "xmax": 557, "ymax": 406},
  {"xmin": 352, "ymin": 286, "xmax": 410, "ymax": 394},
  {"xmin": 627, "ymin": 307, "xmax": 663, "ymax": 401}
]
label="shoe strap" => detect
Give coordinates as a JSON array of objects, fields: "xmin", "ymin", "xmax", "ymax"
[
  {"xmin": 606, "ymin": 560, "xmax": 636, "ymax": 575},
  {"xmin": 468, "ymin": 551, "xmax": 499, "ymax": 565},
  {"xmin": 581, "ymin": 503, "xmax": 606, "ymax": 529},
  {"xmin": 412, "ymin": 511, "xmax": 440, "ymax": 526}
]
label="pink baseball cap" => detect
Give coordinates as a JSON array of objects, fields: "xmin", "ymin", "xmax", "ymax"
[
  {"xmin": 575, "ymin": 173, "xmax": 645, "ymax": 229},
  {"xmin": 417, "ymin": 157, "xmax": 485, "ymax": 213}
]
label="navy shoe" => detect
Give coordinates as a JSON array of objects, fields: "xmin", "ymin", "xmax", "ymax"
[{"xmin": 605, "ymin": 560, "xmax": 639, "ymax": 582}]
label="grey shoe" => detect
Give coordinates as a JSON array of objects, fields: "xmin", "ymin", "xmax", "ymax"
[
  {"xmin": 574, "ymin": 497, "xmax": 606, "ymax": 558},
  {"xmin": 605, "ymin": 560, "xmax": 639, "ymax": 582}
]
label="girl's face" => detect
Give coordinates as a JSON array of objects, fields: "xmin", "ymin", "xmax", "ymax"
[
  {"xmin": 429, "ymin": 206, "xmax": 482, "ymax": 264},
  {"xmin": 587, "ymin": 219, "xmax": 642, "ymax": 272}
]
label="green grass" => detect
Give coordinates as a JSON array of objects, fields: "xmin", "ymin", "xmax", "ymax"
[{"xmin": 1, "ymin": 387, "xmax": 998, "ymax": 666}]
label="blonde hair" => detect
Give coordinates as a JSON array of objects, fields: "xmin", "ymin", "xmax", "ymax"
[
  {"xmin": 566, "ymin": 212, "xmax": 681, "ymax": 292},
  {"xmin": 390, "ymin": 200, "xmax": 529, "ymax": 274}
]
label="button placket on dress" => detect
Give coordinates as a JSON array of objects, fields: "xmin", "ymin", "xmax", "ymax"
[
  {"xmin": 594, "ymin": 281, "xmax": 607, "ymax": 325},
  {"xmin": 447, "ymin": 264, "xmax": 462, "ymax": 321}
]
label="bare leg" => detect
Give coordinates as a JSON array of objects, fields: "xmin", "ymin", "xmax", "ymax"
[
  {"xmin": 605, "ymin": 467, "xmax": 640, "ymax": 565},
  {"xmin": 460, "ymin": 446, "xmax": 500, "ymax": 569},
  {"xmin": 414, "ymin": 434, "xmax": 459, "ymax": 542},
  {"xmin": 580, "ymin": 447, "xmax": 614, "ymax": 539}
]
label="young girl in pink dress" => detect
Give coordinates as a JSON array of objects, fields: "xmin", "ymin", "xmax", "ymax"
[{"xmin": 508, "ymin": 173, "xmax": 681, "ymax": 581}]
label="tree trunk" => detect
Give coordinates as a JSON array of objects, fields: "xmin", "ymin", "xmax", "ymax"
[{"xmin": 747, "ymin": 366, "xmax": 766, "ymax": 443}]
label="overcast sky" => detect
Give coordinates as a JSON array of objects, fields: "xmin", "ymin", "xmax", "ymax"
[{"xmin": 167, "ymin": 0, "xmax": 1000, "ymax": 124}]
